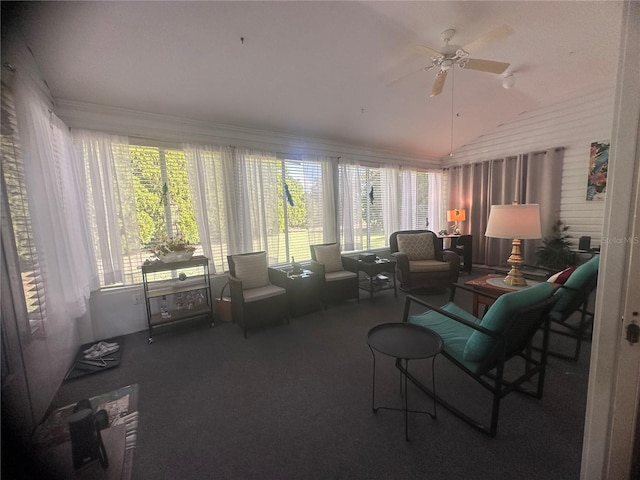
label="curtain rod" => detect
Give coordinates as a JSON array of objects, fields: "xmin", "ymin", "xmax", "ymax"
[{"xmin": 442, "ymin": 146, "xmax": 565, "ymax": 170}]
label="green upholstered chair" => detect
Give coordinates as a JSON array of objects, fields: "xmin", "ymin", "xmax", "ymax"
[
  {"xmin": 227, "ymin": 251, "xmax": 289, "ymax": 338},
  {"xmin": 403, "ymin": 281, "xmax": 557, "ymax": 437},
  {"xmin": 546, "ymin": 254, "xmax": 599, "ymax": 361}
]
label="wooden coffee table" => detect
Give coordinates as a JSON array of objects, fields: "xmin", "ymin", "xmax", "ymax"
[{"xmin": 462, "ymin": 274, "xmax": 541, "ymax": 316}]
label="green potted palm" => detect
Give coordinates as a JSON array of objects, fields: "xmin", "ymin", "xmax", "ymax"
[{"xmin": 535, "ymin": 220, "xmax": 579, "ymax": 271}]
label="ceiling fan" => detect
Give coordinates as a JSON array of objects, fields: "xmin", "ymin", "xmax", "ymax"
[{"xmin": 389, "ymin": 25, "xmax": 514, "ymax": 97}]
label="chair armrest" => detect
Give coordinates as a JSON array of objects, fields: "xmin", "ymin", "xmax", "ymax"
[
  {"xmin": 341, "ymin": 255, "xmax": 359, "ymax": 273},
  {"xmin": 228, "ymin": 275, "xmax": 244, "ymax": 302},
  {"xmin": 268, "ymin": 267, "xmax": 288, "ymax": 288},
  {"xmin": 440, "ymin": 250, "xmax": 460, "ymax": 270},
  {"xmin": 309, "ymin": 260, "xmax": 325, "ymax": 278},
  {"xmin": 401, "ymin": 295, "xmax": 499, "ymax": 339},
  {"xmin": 391, "ymin": 251, "xmax": 410, "ymax": 273}
]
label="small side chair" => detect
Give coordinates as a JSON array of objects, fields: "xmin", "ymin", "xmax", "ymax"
[
  {"xmin": 227, "ymin": 251, "xmax": 288, "ymax": 338},
  {"xmin": 309, "ymin": 243, "xmax": 359, "ymax": 307}
]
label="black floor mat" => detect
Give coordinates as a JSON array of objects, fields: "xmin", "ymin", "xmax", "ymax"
[{"xmin": 64, "ymin": 336, "xmax": 124, "ymax": 381}]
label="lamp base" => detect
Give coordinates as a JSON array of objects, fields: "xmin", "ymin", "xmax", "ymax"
[
  {"xmin": 503, "ymin": 267, "xmax": 528, "ymax": 287},
  {"xmin": 503, "ymin": 238, "xmax": 527, "ymax": 287}
]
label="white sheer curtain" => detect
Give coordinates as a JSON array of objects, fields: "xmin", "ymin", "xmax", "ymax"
[
  {"xmin": 427, "ymin": 172, "xmax": 445, "ymax": 233},
  {"xmin": 73, "ymin": 130, "xmax": 137, "ymax": 286},
  {"xmin": 310, "ymin": 155, "xmax": 338, "ymax": 244},
  {"xmin": 399, "ymin": 166, "xmax": 417, "ymax": 230},
  {"xmin": 338, "ymin": 158, "xmax": 363, "ymax": 251},
  {"xmin": 382, "ymin": 164, "xmax": 400, "ymax": 240},
  {"xmin": 234, "ymin": 148, "xmax": 282, "ymax": 261},
  {"xmin": 12, "ymin": 78, "xmax": 94, "ymax": 326},
  {"xmin": 183, "ymin": 143, "xmax": 235, "ymax": 272},
  {"xmin": 322, "ymin": 158, "xmax": 338, "ymax": 243}
]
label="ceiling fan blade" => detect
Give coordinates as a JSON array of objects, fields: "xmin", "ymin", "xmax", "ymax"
[
  {"xmin": 430, "ymin": 69, "xmax": 448, "ymax": 97},
  {"xmin": 462, "ymin": 58, "xmax": 510, "ymax": 74},
  {"xmin": 461, "ymin": 24, "xmax": 514, "ymax": 54},
  {"xmin": 415, "ymin": 44, "xmax": 443, "ymax": 58},
  {"xmin": 386, "ymin": 65, "xmax": 433, "ymax": 87}
]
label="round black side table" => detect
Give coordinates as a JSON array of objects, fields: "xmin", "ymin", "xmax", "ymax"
[{"xmin": 367, "ymin": 322, "xmax": 443, "ymax": 441}]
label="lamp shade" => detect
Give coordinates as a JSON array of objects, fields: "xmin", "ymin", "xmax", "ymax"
[
  {"xmin": 485, "ymin": 204, "xmax": 542, "ymax": 239},
  {"xmin": 447, "ymin": 209, "xmax": 466, "ymax": 222}
]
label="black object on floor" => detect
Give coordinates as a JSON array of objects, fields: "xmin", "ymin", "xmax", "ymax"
[{"xmin": 64, "ymin": 337, "xmax": 124, "ymax": 381}]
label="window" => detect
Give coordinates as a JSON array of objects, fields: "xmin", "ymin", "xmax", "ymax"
[
  {"xmin": 78, "ymin": 134, "xmax": 444, "ymax": 288},
  {"xmin": 129, "ymin": 144, "xmax": 198, "ymax": 248},
  {"xmin": 339, "ymin": 164, "xmax": 389, "ymax": 251},
  {"xmin": 1, "ymin": 82, "xmax": 45, "ymax": 337},
  {"xmin": 79, "ymin": 140, "xmax": 334, "ymax": 287},
  {"xmin": 415, "ymin": 170, "xmax": 438, "ymax": 230},
  {"xmin": 279, "ymin": 157, "xmax": 326, "ymax": 263},
  {"xmin": 78, "ymin": 137, "xmax": 201, "ymax": 286}
]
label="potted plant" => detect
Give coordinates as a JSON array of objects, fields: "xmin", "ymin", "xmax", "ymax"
[
  {"xmin": 149, "ymin": 236, "xmax": 196, "ymax": 263},
  {"xmin": 535, "ymin": 220, "xmax": 579, "ymax": 271}
]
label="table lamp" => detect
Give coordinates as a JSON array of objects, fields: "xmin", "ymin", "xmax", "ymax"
[
  {"xmin": 447, "ymin": 209, "xmax": 466, "ymax": 234},
  {"xmin": 485, "ymin": 203, "xmax": 541, "ymax": 286}
]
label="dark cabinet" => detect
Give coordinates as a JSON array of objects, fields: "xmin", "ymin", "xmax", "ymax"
[{"xmin": 447, "ymin": 235, "xmax": 473, "ymax": 274}]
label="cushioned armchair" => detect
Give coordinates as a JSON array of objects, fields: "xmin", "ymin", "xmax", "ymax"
[
  {"xmin": 227, "ymin": 251, "xmax": 288, "ymax": 338},
  {"xmin": 390, "ymin": 230, "xmax": 460, "ymax": 291},
  {"xmin": 309, "ymin": 243, "xmax": 359, "ymax": 307},
  {"xmin": 404, "ymin": 281, "xmax": 557, "ymax": 437}
]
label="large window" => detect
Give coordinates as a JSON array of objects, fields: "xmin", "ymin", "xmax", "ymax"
[
  {"xmin": 339, "ymin": 164, "xmax": 392, "ymax": 251},
  {"xmin": 76, "ymin": 133, "xmax": 444, "ymax": 288},
  {"xmin": 412, "ymin": 170, "xmax": 442, "ymax": 231},
  {"xmin": 130, "ymin": 145, "xmax": 198, "ymax": 249},
  {"xmin": 278, "ymin": 157, "xmax": 326, "ymax": 263},
  {"xmin": 78, "ymin": 139, "xmax": 334, "ymax": 287}
]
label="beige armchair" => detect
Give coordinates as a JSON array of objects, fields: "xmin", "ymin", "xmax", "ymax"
[
  {"xmin": 227, "ymin": 251, "xmax": 288, "ymax": 338},
  {"xmin": 309, "ymin": 243, "xmax": 359, "ymax": 307},
  {"xmin": 390, "ymin": 230, "xmax": 460, "ymax": 292}
]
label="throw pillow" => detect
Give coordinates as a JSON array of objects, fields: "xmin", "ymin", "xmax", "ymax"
[
  {"xmin": 396, "ymin": 233, "xmax": 435, "ymax": 260},
  {"xmin": 313, "ymin": 244, "xmax": 344, "ymax": 273},
  {"xmin": 233, "ymin": 252, "xmax": 269, "ymax": 289},
  {"xmin": 547, "ymin": 266, "xmax": 578, "ymax": 285}
]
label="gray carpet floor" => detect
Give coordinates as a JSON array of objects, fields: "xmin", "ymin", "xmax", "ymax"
[{"xmin": 49, "ymin": 279, "xmax": 590, "ymax": 480}]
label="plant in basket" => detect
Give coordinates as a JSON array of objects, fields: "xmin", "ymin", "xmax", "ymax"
[{"xmin": 149, "ymin": 236, "xmax": 196, "ymax": 263}]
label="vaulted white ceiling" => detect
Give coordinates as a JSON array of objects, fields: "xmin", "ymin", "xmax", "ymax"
[{"xmin": 7, "ymin": 1, "xmax": 624, "ymax": 159}]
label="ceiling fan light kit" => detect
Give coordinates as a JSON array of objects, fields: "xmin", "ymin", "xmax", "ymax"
[
  {"xmin": 391, "ymin": 25, "xmax": 514, "ymax": 97},
  {"xmin": 502, "ymin": 73, "xmax": 516, "ymax": 89}
]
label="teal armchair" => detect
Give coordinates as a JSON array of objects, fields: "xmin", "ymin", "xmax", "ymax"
[{"xmin": 403, "ymin": 281, "xmax": 557, "ymax": 437}]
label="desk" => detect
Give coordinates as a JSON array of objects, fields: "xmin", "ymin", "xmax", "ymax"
[
  {"xmin": 463, "ymin": 274, "xmax": 540, "ymax": 317},
  {"xmin": 358, "ymin": 259, "xmax": 397, "ymax": 301},
  {"xmin": 367, "ymin": 322, "xmax": 443, "ymax": 441}
]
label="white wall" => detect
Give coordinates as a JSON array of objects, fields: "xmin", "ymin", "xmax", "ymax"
[
  {"xmin": 443, "ymin": 87, "xmax": 616, "ymax": 248},
  {"xmin": 88, "ymin": 274, "xmax": 232, "ymax": 340}
]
